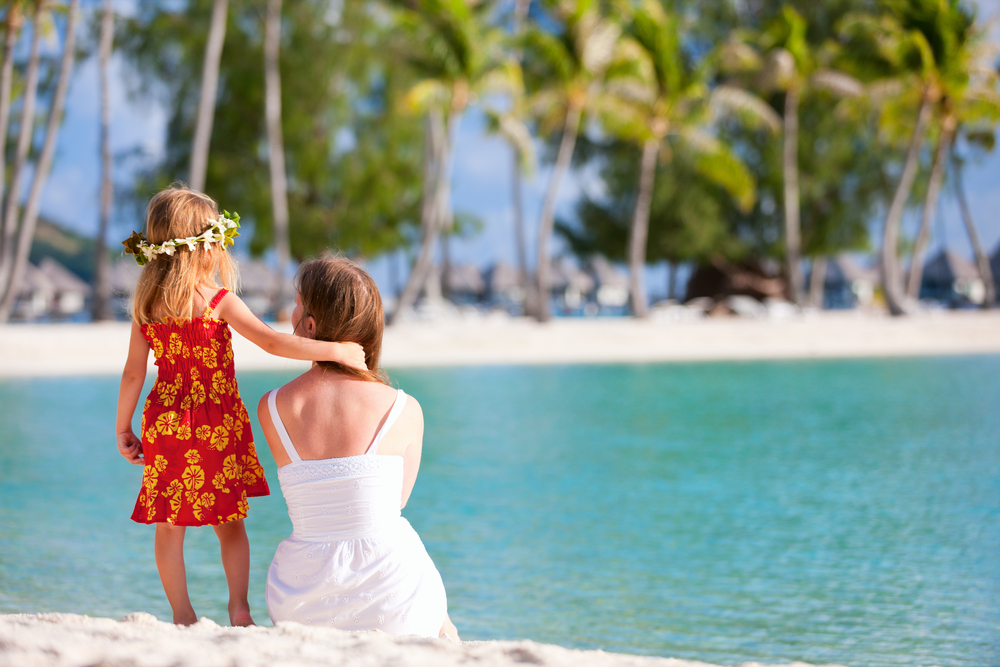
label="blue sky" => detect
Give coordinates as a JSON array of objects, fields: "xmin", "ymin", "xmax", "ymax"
[{"xmin": 32, "ymin": 0, "xmax": 1000, "ymax": 298}]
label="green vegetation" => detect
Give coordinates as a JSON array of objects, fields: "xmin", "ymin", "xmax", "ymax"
[{"xmin": 2, "ymin": 0, "xmax": 998, "ymax": 320}]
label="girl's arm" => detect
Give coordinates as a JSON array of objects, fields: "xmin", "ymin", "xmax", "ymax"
[
  {"xmin": 214, "ymin": 292, "xmax": 366, "ymax": 368},
  {"xmin": 116, "ymin": 321, "xmax": 149, "ymax": 465},
  {"xmin": 400, "ymin": 400, "xmax": 424, "ymax": 509}
]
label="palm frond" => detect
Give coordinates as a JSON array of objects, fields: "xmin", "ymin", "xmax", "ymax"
[{"xmin": 710, "ymin": 85, "xmax": 781, "ymax": 132}]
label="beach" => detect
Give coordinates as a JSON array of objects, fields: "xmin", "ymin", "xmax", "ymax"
[
  {"xmin": 0, "ymin": 613, "xmax": 841, "ymax": 667},
  {"xmin": 1, "ymin": 309, "xmax": 999, "ymax": 377}
]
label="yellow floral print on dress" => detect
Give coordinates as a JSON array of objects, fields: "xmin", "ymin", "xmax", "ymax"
[
  {"xmin": 182, "ymin": 465, "xmax": 205, "ymax": 490},
  {"xmin": 155, "ymin": 411, "xmax": 180, "ymax": 436},
  {"xmin": 211, "ymin": 425, "xmax": 229, "ymax": 452}
]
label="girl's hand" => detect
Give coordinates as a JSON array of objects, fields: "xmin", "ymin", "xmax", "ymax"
[
  {"xmin": 334, "ymin": 342, "xmax": 367, "ymax": 370},
  {"xmin": 117, "ymin": 430, "xmax": 144, "ymax": 465}
]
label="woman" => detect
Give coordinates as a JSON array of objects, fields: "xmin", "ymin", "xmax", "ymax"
[{"xmin": 257, "ymin": 255, "xmax": 459, "ymax": 639}]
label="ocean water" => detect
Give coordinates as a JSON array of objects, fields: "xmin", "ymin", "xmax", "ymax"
[{"xmin": 0, "ymin": 357, "xmax": 997, "ymax": 667}]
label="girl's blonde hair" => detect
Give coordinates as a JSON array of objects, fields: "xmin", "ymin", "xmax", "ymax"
[
  {"xmin": 296, "ymin": 255, "xmax": 389, "ymax": 385},
  {"xmin": 132, "ymin": 185, "xmax": 238, "ymax": 325}
]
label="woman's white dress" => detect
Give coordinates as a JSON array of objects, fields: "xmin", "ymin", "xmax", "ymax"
[{"xmin": 265, "ymin": 388, "xmax": 448, "ymax": 637}]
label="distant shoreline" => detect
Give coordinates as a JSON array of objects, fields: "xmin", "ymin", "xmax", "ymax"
[{"xmin": 1, "ymin": 310, "xmax": 999, "ymax": 378}]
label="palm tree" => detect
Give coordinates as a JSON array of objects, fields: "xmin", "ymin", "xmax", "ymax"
[
  {"xmin": 605, "ymin": 0, "xmax": 779, "ymax": 317},
  {"xmin": 264, "ymin": 0, "xmax": 291, "ymax": 318},
  {"xmin": 952, "ymin": 145, "xmax": 996, "ymax": 307},
  {"xmin": 522, "ymin": 0, "xmax": 622, "ymax": 322},
  {"xmin": 91, "ymin": 0, "xmax": 115, "ymax": 321},
  {"xmin": 189, "ymin": 0, "xmax": 228, "ymax": 192},
  {"xmin": 0, "ymin": 2, "xmax": 25, "ymax": 219},
  {"xmin": 723, "ymin": 7, "xmax": 863, "ymax": 307},
  {"xmin": 0, "ymin": 0, "xmax": 43, "ymax": 294},
  {"xmin": 839, "ymin": 2, "xmax": 969, "ymax": 315},
  {"xmin": 483, "ymin": 59, "xmax": 536, "ymax": 312},
  {"xmin": 389, "ymin": 0, "xmax": 503, "ymax": 324},
  {"xmin": 0, "ymin": 0, "xmax": 82, "ymax": 322},
  {"xmin": 904, "ymin": 4, "xmax": 999, "ymax": 303}
]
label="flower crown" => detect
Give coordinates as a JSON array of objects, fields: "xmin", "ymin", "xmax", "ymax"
[{"xmin": 122, "ymin": 211, "xmax": 241, "ymax": 266}]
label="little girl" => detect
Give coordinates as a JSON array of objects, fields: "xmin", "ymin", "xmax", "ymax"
[{"xmin": 115, "ymin": 185, "xmax": 365, "ymax": 627}]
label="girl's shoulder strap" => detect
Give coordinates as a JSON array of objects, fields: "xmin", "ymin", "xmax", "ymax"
[{"xmin": 205, "ymin": 288, "xmax": 229, "ymax": 317}]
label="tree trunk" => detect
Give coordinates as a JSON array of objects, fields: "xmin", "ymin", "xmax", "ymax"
[
  {"xmin": 0, "ymin": 5, "xmax": 23, "ymax": 223},
  {"xmin": 881, "ymin": 93, "xmax": 932, "ymax": 316},
  {"xmin": 91, "ymin": 0, "xmax": 114, "ymax": 322},
  {"xmin": 264, "ymin": 0, "xmax": 290, "ymax": 318},
  {"xmin": 783, "ymin": 87, "xmax": 803, "ymax": 306},
  {"xmin": 390, "ymin": 110, "xmax": 449, "ymax": 324},
  {"xmin": 535, "ymin": 102, "xmax": 583, "ymax": 323},
  {"xmin": 628, "ymin": 138, "xmax": 659, "ymax": 318},
  {"xmin": 0, "ymin": 10, "xmax": 41, "ymax": 295},
  {"xmin": 189, "ymin": 0, "xmax": 228, "ymax": 192},
  {"xmin": 0, "ymin": 0, "xmax": 81, "ymax": 322},
  {"xmin": 952, "ymin": 149, "xmax": 996, "ymax": 308},
  {"xmin": 667, "ymin": 261, "xmax": 677, "ymax": 300},
  {"xmin": 511, "ymin": 145, "xmax": 532, "ymax": 315},
  {"xmin": 809, "ymin": 256, "xmax": 827, "ymax": 308},
  {"xmin": 906, "ymin": 121, "xmax": 952, "ymax": 300}
]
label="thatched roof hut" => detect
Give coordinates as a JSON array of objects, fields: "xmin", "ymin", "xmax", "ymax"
[
  {"xmin": 12, "ymin": 263, "xmax": 55, "ymax": 319},
  {"xmin": 922, "ymin": 250, "xmax": 984, "ymax": 304},
  {"xmin": 38, "ymin": 257, "xmax": 90, "ymax": 315}
]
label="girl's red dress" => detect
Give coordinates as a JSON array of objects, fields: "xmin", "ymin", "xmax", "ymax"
[{"xmin": 130, "ymin": 289, "xmax": 270, "ymax": 526}]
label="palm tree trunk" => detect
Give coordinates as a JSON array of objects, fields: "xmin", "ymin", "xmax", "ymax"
[
  {"xmin": 424, "ymin": 110, "xmax": 461, "ymax": 303},
  {"xmin": 667, "ymin": 261, "xmax": 677, "ymax": 300},
  {"xmin": 0, "ymin": 0, "xmax": 81, "ymax": 322},
  {"xmin": 189, "ymin": 0, "xmax": 228, "ymax": 192},
  {"xmin": 809, "ymin": 256, "xmax": 827, "ymax": 308},
  {"xmin": 0, "ymin": 5, "xmax": 23, "ymax": 224},
  {"xmin": 881, "ymin": 92, "xmax": 932, "ymax": 316},
  {"xmin": 536, "ymin": 102, "xmax": 583, "ymax": 323},
  {"xmin": 264, "ymin": 0, "xmax": 290, "ymax": 318},
  {"xmin": 0, "ymin": 8, "xmax": 41, "ymax": 296},
  {"xmin": 628, "ymin": 138, "xmax": 659, "ymax": 318},
  {"xmin": 952, "ymin": 149, "xmax": 996, "ymax": 308},
  {"xmin": 783, "ymin": 86, "xmax": 803, "ymax": 306},
  {"xmin": 390, "ymin": 110, "xmax": 447, "ymax": 324},
  {"xmin": 511, "ymin": 145, "xmax": 532, "ymax": 313},
  {"xmin": 906, "ymin": 121, "xmax": 952, "ymax": 300},
  {"xmin": 91, "ymin": 0, "xmax": 114, "ymax": 322}
]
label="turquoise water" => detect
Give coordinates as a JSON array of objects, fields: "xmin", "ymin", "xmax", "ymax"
[{"xmin": 0, "ymin": 357, "xmax": 997, "ymax": 666}]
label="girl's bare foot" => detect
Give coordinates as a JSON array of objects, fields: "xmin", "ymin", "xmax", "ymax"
[
  {"xmin": 173, "ymin": 611, "xmax": 198, "ymax": 626},
  {"xmin": 229, "ymin": 603, "xmax": 255, "ymax": 627}
]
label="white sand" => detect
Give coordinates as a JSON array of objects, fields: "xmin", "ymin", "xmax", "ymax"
[
  {"xmin": 0, "ymin": 613, "xmax": 842, "ymax": 667},
  {"xmin": 0, "ymin": 310, "xmax": 998, "ymax": 378}
]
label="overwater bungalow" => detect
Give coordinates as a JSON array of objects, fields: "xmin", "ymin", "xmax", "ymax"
[
  {"xmin": 486, "ymin": 262, "xmax": 526, "ymax": 310},
  {"xmin": 11, "ymin": 263, "xmax": 55, "ymax": 320},
  {"xmin": 920, "ymin": 250, "xmax": 984, "ymax": 306},
  {"xmin": 444, "ymin": 264, "xmax": 486, "ymax": 304},
  {"xmin": 589, "ymin": 255, "xmax": 628, "ymax": 312},
  {"xmin": 822, "ymin": 255, "xmax": 879, "ymax": 309},
  {"xmin": 549, "ymin": 258, "xmax": 596, "ymax": 313},
  {"xmin": 37, "ymin": 257, "xmax": 90, "ymax": 317}
]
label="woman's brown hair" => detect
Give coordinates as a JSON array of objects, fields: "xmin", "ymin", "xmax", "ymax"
[
  {"xmin": 132, "ymin": 184, "xmax": 238, "ymax": 325},
  {"xmin": 296, "ymin": 254, "xmax": 388, "ymax": 384}
]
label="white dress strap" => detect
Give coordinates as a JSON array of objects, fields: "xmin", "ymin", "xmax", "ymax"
[
  {"xmin": 365, "ymin": 389, "xmax": 407, "ymax": 456},
  {"xmin": 267, "ymin": 389, "xmax": 302, "ymax": 463}
]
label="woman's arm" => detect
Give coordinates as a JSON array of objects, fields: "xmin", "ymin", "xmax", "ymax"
[
  {"xmin": 400, "ymin": 400, "xmax": 425, "ymax": 509},
  {"xmin": 257, "ymin": 393, "xmax": 293, "ymax": 468},
  {"xmin": 116, "ymin": 321, "xmax": 149, "ymax": 465},
  {"xmin": 214, "ymin": 291, "xmax": 365, "ymax": 368}
]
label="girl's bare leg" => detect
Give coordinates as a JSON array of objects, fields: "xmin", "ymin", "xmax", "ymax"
[
  {"xmin": 213, "ymin": 519, "xmax": 254, "ymax": 627},
  {"xmin": 154, "ymin": 523, "xmax": 197, "ymax": 625},
  {"xmin": 439, "ymin": 613, "xmax": 460, "ymax": 642}
]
